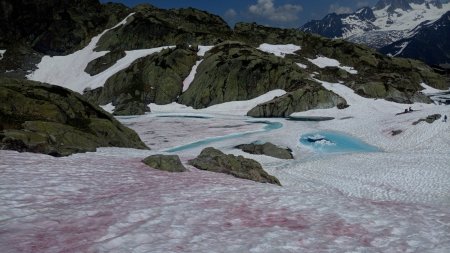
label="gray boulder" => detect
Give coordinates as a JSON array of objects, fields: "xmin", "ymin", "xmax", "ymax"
[
  {"xmin": 0, "ymin": 78, "xmax": 148, "ymax": 156},
  {"xmin": 189, "ymin": 147, "xmax": 281, "ymax": 186},
  {"xmin": 142, "ymin": 154, "xmax": 187, "ymax": 172},
  {"xmin": 235, "ymin": 142, "xmax": 293, "ymax": 159},
  {"xmin": 247, "ymin": 86, "xmax": 348, "ymax": 117}
]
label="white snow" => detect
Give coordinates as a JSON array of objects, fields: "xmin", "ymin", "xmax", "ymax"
[
  {"xmin": 373, "ymin": 3, "xmax": 450, "ymax": 32},
  {"xmin": 0, "ymin": 49, "xmax": 5, "ymax": 60},
  {"xmin": 420, "ymin": 82, "xmax": 447, "ymax": 94},
  {"xmin": 27, "ymin": 13, "xmax": 173, "ymax": 93},
  {"xmin": 100, "ymin": 103, "xmax": 115, "ymax": 114},
  {"xmin": 183, "ymin": 60, "xmax": 202, "ymax": 92},
  {"xmin": 3, "ymin": 35, "xmax": 450, "ymax": 252},
  {"xmin": 296, "ymin": 62, "xmax": 308, "ymax": 69},
  {"xmin": 307, "ymin": 56, "xmax": 358, "ymax": 74},
  {"xmin": 197, "ymin": 45, "xmax": 214, "ymax": 56},
  {"xmin": 393, "ymin": 41, "xmax": 410, "ymax": 56},
  {"xmin": 257, "ymin": 43, "xmax": 301, "ymax": 58},
  {"xmin": 151, "ymin": 89, "xmax": 286, "ymax": 116},
  {"xmin": 2, "ymin": 82, "xmax": 450, "ymax": 251}
]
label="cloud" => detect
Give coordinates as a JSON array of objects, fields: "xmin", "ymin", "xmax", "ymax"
[
  {"xmin": 356, "ymin": 1, "xmax": 370, "ymax": 8},
  {"xmin": 249, "ymin": 0, "xmax": 303, "ymax": 22},
  {"xmin": 224, "ymin": 8, "xmax": 237, "ymax": 19},
  {"xmin": 328, "ymin": 4, "xmax": 353, "ymax": 14}
]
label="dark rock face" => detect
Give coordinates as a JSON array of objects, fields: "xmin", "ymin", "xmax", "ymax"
[
  {"xmin": 0, "ymin": 0, "xmax": 130, "ymax": 77},
  {"xmin": 95, "ymin": 5, "xmax": 232, "ymax": 52},
  {"xmin": 84, "ymin": 50, "xmax": 126, "ymax": 76},
  {"xmin": 142, "ymin": 155, "xmax": 187, "ymax": 172},
  {"xmin": 0, "ymin": 0, "xmax": 129, "ymax": 55},
  {"xmin": 247, "ymin": 86, "xmax": 348, "ymax": 117},
  {"xmin": 235, "ymin": 142, "xmax": 293, "ymax": 160},
  {"xmin": 0, "ymin": 78, "xmax": 148, "ymax": 156},
  {"xmin": 178, "ymin": 41, "xmax": 316, "ymax": 109},
  {"xmin": 84, "ymin": 46, "xmax": 197, "ymax": 115},
  {"xmin": 189, "ymin": 147, "xmax": 281, "ymax": 186}
]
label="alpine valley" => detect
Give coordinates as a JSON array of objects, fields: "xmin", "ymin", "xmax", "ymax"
[
  {"xmin": 300, "ymin": 0, "xmax": 450, "ymax": 66},
  {"xmin": 1, "ymin": 0, "xmax": 450, "ymax": 252}
]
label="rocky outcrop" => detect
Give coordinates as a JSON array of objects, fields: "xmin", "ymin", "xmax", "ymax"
[
  {"xmin": 178, "ymin": 41, "xmax": 317, "ymax": 108},
  {"xmin": 189, "ymin": 147, "xmax": 281, "ymax": 186},
  {"xmin": 84, "ymin": 46, "xmax": 197, "ymax": 115},
  {"xmin": 95, "ymin": 5, "xmax": 232, "ymax": 52},
  {"xmin": 84, "ymin": 50, "xmax": 126, "ymax": 76},
  {"xmin": 142, "ymin": 154, "xmax": 187, "ymax": 172},
  {"xmin": 0, "ymin": 78, "xmax": 148, "ymax": 156},
  {"xmin": 247, "ymin": 86, "xmax": 348, "ymax": 117},
  {"xmin": 412, "ymin": 114, "xmax": 442, "ymax": 125},
  {"xmin": 235, "ymin": 142, "xmax": 293, "ymax": 160},
  {"xmin": 298, "ymin": 37, "xmax": 447, "ymax": 103},
  {"xmin": 0, "ymin": 0, "xmax": 129, "ymax": 77}
]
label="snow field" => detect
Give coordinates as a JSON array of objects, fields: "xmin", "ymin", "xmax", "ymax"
[
  {"xmin": 257, "ymin": 43, "xmax": 301, "ymax": 58},
  {"xmin": 307, "ymin": 56, "xmax": 358, "ymax": 74},
  {"xmin": 372, "ymin": 3, "xmax": 450, "ymax": 32}
]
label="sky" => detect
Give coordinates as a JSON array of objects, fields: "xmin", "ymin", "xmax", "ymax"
[{"xmin": 100, "ymin": 0, "xmax": 379, "ymax": 28}]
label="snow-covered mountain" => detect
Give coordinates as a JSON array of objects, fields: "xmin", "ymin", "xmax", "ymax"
[
  {"xmin": 380, "ymin": 10, "xmax": 450, "ymax": 65},
  {"xmin": 300, "ymin": 0, "xmax": 450, "ymax": 64}
]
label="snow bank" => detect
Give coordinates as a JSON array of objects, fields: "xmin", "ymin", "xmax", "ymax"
[
  {"xmin": 197, "ymin": 45, "xmax": 214, "ymax": 56},
  {"xmin": 0, "ymin": 49, "xmax": 5, "ymax": 60},
  {"xmin": 307, "ymin": 56, "xmax": 358, "ymax": 74},
  {"xmin": 257, "ymin": 43, "xmax": 301, "ymax": 58},
  {"xmin": 296, "ymin": 63, "xmax": 307, "ymax": 69},
  {"xmin": 100, "ymin": 103, "xmax": 115, "ymax": 114},
  {"xmin": 150, "ymin": 89, "xmax": 286, "ymax": 116},
  {"xmin": 420, "ymin": 82, "xmax": 447, "ymax": 94},
  {"xmin": 183, "ymin": 60, "xmax": 202, "ymax": 92}
]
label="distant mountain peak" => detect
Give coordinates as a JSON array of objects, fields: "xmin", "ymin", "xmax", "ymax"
[{"xmin": 374, "ymin": 0, "xmax": 442, "ymax": 12}]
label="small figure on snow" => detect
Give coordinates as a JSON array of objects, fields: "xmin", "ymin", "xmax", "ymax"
[
  {"xmin": 444, "ymin": 115, "xmax": 447, "ymax": 122},
  {"xmin": 408, "ymin": 107, "xmax": 412, "ymax": 112}
]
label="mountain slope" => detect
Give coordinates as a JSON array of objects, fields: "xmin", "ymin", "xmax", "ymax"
[
  {"xmin": 300, "ymin": 0, "xmax": 450, "ymax": 65},
  {"xmin": 1, "ymin": 1, "xmax": 448, "ymax": 117},
  {"xmin": 380, "ymin": 11, "xmax": 450, "ymax": 65}
]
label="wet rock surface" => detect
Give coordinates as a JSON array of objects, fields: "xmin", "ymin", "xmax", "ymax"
[
  {"xmin": 142, "ymin": 154, "xmax": 187, "ymax": 172},
  {"xmin": 189, "ymin": 147, "xmax": 281, "ymax": 186},
  {"xmin": 235, "ymin": 142, "xmax": 293, "ymax": 160}
]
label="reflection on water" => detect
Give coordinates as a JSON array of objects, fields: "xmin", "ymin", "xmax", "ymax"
[
  {"xmin": 300, "ymin": 131, "xmax": 379, "ymax": 153},
  {"xmin": 165, "ymin": 121, "xmax": 282, "ymax": 152}
]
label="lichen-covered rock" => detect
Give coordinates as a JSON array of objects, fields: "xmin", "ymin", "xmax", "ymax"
[
  {"xmin": 0, "ymin": 78, "xmax": 148, "ymax": 156},
  {"xmin": 247, "ymin": 86, "xmax": 348, "ymax": 117},
  {"xmin": 142, "ymin": 154, "xmax": 187, "ymax": 172},
  {"xmin": 235, "ymin": 142, "xmax": 293, "ymax": 160},
  {"xmin": 84, "ymin": 50, "xmax": 126, "ymax": 76},
  {"xmin": 84, "ymin": 46, "xmax": 197, "ymax": 114},
  {"xmin": 95, "ymin": 5, "xmax": 231, "ymax": 52},
  {"xmin": 178, "ymin": 41, "xmax": 316, "ymax": 108},
  {"xmin": 189, "ymin": 147, "xmax": 281, "ymax": 186}
]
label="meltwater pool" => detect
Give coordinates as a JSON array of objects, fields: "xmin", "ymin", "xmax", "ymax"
[{"xmin": 300, "ymin": 131, "xmax": 379, "ymax": 153}]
